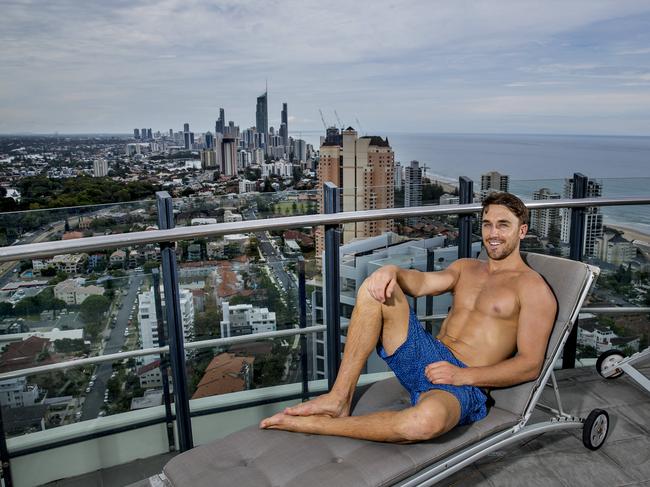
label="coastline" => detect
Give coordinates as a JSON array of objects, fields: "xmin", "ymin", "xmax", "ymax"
[{"xmin": 606, "ymin": 224, "xmax": 650, "ymax": 243}]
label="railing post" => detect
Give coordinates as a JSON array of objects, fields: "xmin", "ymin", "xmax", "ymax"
[
  {"xmin": 156, "ymin": 191, "xmax": 194, "ymax": 452},
  {"xmin": 298, "ymin": 257, "xmax": 309, "ymax": 401},
  {"xmin": 0, "ymin": 404, "xmax": 14, "ymax": 487},
  {"xmin": 563, "ymin": 173, "xmax": 588, "ymax": 369},
  {"xmin": 425, "ymin": 248, "xmax": 435, "ymax": 334},
  {"xmin": 323, "ymin": 182, "xmax": 342, "ymax": 390},
  {"xmin": 458, "ymin": 176, "xmax": 474, "ymax": 259},
  {"xmin": 152, "ymin": 268, "xmax": 176, "ymax": 452}
]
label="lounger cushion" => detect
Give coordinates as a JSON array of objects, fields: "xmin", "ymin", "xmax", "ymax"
[{"xmin": 163, "ymin": 377, "xmax": 519, "ymax": 487}]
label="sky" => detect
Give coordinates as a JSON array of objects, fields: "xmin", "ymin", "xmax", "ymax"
[{"xmin": 1, "ymin": 0, "xmax": 650, "ymax": 137}]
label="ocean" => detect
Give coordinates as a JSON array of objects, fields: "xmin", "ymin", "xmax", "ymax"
[{"xmin": 383, "ymin": 133, "xmax": 650, "ymax": 235}]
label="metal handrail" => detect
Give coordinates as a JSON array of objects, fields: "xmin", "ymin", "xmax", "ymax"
[
  {"xmin": 2, "ymin": 306, "xmax": 647, "ymax": 382},
  {"xmin": 1, "ymin": 196, "xmax": 649, "ymax": 262}
]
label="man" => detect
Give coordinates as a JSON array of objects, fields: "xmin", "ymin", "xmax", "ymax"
[{"xmin": 260, "ymin": 192, "xmax": 557, "ymax": 443}]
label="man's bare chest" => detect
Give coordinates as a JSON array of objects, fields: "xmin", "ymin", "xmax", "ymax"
[{"xmin": 454, "ymin": 275, "xmax": 520, "ymax": 320}]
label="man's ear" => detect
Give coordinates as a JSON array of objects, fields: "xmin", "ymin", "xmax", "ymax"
[{"xmin": 519, "ymin": 224, "xmax": 528, "ymax": 240}]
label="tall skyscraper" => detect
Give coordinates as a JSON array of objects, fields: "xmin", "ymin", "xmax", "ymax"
[
  {"xmin": 147, "ymin": 128, "xmax": 152, "ymax": 140},
  {"xmin": 204, "ymin": 131, "xmax": 215, "ymax": 150},
  {"xmin": 256, "ymin": 91, "xmax": 268, "ymax": 153},
  {"xmin": 394, "ymin": 161, "xmax": 403, "ymax": 189},
  {"xmin": 404, "ymin": 160, "xmax": 423, "ymax": 225},
  {"xmin": 141, "ymin": 128, "xmax": 148, "ymax": 140},
  {"xmin": 294, "ymin": 139, "xmax": 306, "ymax": 162},
  {"xmin": 561, "ymin": 178, "xmax": 603, "ymax": 256},
  {"xmin": 531, "ymin": 188, "xmax": 561, "ymax": 238},
  {"xmin": 133, "ymin": 128, "xmax": 140, "ymax": 139},
  {"xmin": 280, "ymin": 102, "xmax": 288, "ymax": 148},
  {"xmin": 215, "ymin": 108, "xmax": 225, "ymax": 134},
  {"xmin": 316, "ymin": 127, "xmax": 395, "ymax": 257},
  {"xmin": 183, "ymin": 123, "xmax": 191, "ymax": 150},
  {"xmin": 480, "ymin": 171, "xmax": 509, "ymax": 198}
]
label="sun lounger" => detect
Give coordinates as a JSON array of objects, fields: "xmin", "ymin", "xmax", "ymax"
[{"xmin": 159, "ymin": 252, "xmax": 603, "ymax": 486}]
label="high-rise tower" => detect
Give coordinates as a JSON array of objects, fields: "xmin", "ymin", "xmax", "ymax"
[
  {"xmin": 256, "ymin": 91, "xmax": 268, "ymax": 153},
  {"xmin": 404, "ymin": 160, "xmax": 423, "ymax": 225},
  {"xmin": 280, "ymin": 103, "xmax": 288, "ymax": 148},
  {"xmin": 480, "ymin": 171, "xmax": 509, "ymax": 198},
  {"xmin": 215, "ymin": 108, "xmax": 225, "ymax": 134},
  {"xmin": 316, "ymin": 127, "xmax": 394, "ymax": 257},
  {"xmin": 561, "ymin": 178, "xmax": 603, "ymax": 256}
]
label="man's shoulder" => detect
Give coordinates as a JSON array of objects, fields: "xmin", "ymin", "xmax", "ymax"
[{"xmin": 517, "ymin": 267, "xmax": 556, "ymax": 303}]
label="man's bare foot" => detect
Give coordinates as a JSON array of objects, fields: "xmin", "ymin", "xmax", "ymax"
[{"xmin": 283, "ymin": 392, "xmax": 350, "ymax": 418}]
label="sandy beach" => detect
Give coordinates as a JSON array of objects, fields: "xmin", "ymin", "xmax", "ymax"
[{"xmin": 607, "ymin": 224, "xmax": 650, "ymax": 244}]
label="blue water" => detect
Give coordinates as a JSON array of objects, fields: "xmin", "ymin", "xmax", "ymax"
[{"xmin": 383, "ymin": 133, "xmax": 650, "ymax": 234}]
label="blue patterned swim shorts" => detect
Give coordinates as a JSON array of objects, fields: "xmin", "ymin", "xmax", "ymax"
[{"xmin": 376, "ymin": 309, "xmax": 488, "ymax": 425}]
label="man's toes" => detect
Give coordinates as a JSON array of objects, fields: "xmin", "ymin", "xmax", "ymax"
[{"xmin": 260, "ymin": 413, "xmax": 285, "ymax": 429}]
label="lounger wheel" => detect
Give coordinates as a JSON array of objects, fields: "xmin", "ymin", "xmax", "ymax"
[
  {"xmin": 582, "ymin": 409, "xmax": 609, "ymax": 450},
  {"xmin": 596, "ymin": 349, "xmax": 625, "ymax": 379}
]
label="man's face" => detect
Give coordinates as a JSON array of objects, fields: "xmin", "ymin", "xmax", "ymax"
[{"xmin": 481, "ymin": 204, "xmax": 527, "ymax": 261}]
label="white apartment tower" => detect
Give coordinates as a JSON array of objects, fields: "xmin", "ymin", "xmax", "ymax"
[
  {"xmin": 93, "ymin": 159, "xmax": 108, "ymax": 177},
  {"xmin": 480, "ymin": 171, "xmax": 509, "ymax": 199},
  {"xmin": 530, "ymin": 188, "xmax": 561, "ymax": 238},
  {"xmin": 138, "ymin": 286, "xmax": 195, "ymax": 365}
]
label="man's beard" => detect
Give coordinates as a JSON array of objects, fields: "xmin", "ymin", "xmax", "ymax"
[{"xmin": 484, "ymin": 238, "xmax": 518, "ymax": 260}]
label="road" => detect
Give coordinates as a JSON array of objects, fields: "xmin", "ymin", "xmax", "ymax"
[
  {"xmin": 244, "ymin": 209, "xmax": 296, "ymax": 291},
  {"xmin": 81, "ymin": 274, "xmax": 144, "ymax": 420}
]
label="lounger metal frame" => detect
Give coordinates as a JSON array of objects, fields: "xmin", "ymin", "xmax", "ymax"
[
  {"xmin": 396, "ymin": 263, "xmax": 601, "ymax": 487},
  {"xmin": 599, "ymin": 346, "xmax": 650, "ymax": 394}
]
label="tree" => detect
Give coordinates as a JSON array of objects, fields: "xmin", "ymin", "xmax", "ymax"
[
  {"xmin": 80, "ymin": 294, "xmax": 110, "ymax": 325},
  {"xmin": 194, "ymin": 306, "xmax": 221, "ymax": 340},
  {"xmin": 0, "ymin": 302, "xmax": 14, "ymax": 317}
]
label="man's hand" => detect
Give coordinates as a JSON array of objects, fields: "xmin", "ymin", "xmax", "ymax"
[
  {"xmin": 425, "ymin": 361, "xmax": 468, "ymax": 386},
  {"xmin": 366, "ymin": 265, "xmax": 398, "ymax": 303}
]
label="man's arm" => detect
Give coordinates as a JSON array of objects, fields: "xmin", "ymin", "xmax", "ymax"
[
  {"xmin": 426, "ymin": 274, "xmax": 557, "ymax": 388},
  {"xmin": 366, "ymin": 259, "xmax": 464, "ymax": 303}
]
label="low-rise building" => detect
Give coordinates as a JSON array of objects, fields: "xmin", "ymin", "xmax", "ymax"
[
  {"xmin": 220, "ymin": 302, "xmax": 276, "ymax": 338},
  {"xmin": 595, "ymin": 230, "xmax": 636, "ymax": 266},
  {"xmin": 54, "ymin": 279, "xmax": 104, "ymax": 305},
  {"xmin": 0, "ymin": 377, "xmax": 40, "ymax": 408},
  {"xmin": 109, "ymin": 250, "xmax": 126, "ymax": 268}
]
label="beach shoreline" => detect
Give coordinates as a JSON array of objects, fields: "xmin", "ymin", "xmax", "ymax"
[{"xmin": 606, "ymin": 224, "xmax": 650, "ymax": 243}]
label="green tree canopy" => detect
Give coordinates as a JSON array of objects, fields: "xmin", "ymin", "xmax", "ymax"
[{"xmin": 79, "ymin": 294, "xmax": 110, "ymax": 324}]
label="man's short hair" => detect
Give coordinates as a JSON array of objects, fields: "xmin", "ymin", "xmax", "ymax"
[{"xmin": 482, "ymin": 192, "xmax": 529, "ymax": 225}]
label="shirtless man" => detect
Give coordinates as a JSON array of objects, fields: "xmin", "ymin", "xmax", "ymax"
[{"xmin": 260, "ymin": 192, "xmax": 557, "ymax": 443}]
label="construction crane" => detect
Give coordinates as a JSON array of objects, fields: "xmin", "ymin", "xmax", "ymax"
[
  {"xmin": 355, "ymin": 117, "xmax": 365, "ymax": 136},
  {"xmin": 334, "ymin": 110, "xmax": 343, "ymax": 129},
  {"xmin": 318, "ymin": 109, "xmax": 328, "ymax": 131}
]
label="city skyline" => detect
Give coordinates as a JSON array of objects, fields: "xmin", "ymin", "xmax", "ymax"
[{"xmin": 1, "ymin": 1, "xmax": 650, "ymax": 136}]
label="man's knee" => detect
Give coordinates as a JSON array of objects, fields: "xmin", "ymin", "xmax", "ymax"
[{"xmin": 396, "ymin": 407, "xmax": 448, "ymax": 442}]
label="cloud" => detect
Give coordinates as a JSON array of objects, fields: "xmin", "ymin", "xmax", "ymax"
[{"xmin": 1, "ymin": 0, "xmax": 650, "ymax": 133}]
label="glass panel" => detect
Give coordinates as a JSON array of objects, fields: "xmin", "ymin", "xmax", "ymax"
[
  {"xmin": 0, "ymin": 350, "xmax": 165, "ymax": 438},
  {"xmin": 175, "ymin": 257, "xmax": 317, "ymax": 401}
]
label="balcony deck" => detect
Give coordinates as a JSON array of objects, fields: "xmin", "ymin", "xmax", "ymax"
[{"xmin": 45, "ymin": 363, "xmax": 649, "ymax": 487}]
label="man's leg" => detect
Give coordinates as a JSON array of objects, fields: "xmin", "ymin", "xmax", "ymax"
[
  {"xmin": 260, "ymin": 389, "xmax": 461, "ymax": 443},
  {"xmin": 263, "ymin": 278, "xmax": 411, "ymax": 420}
]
